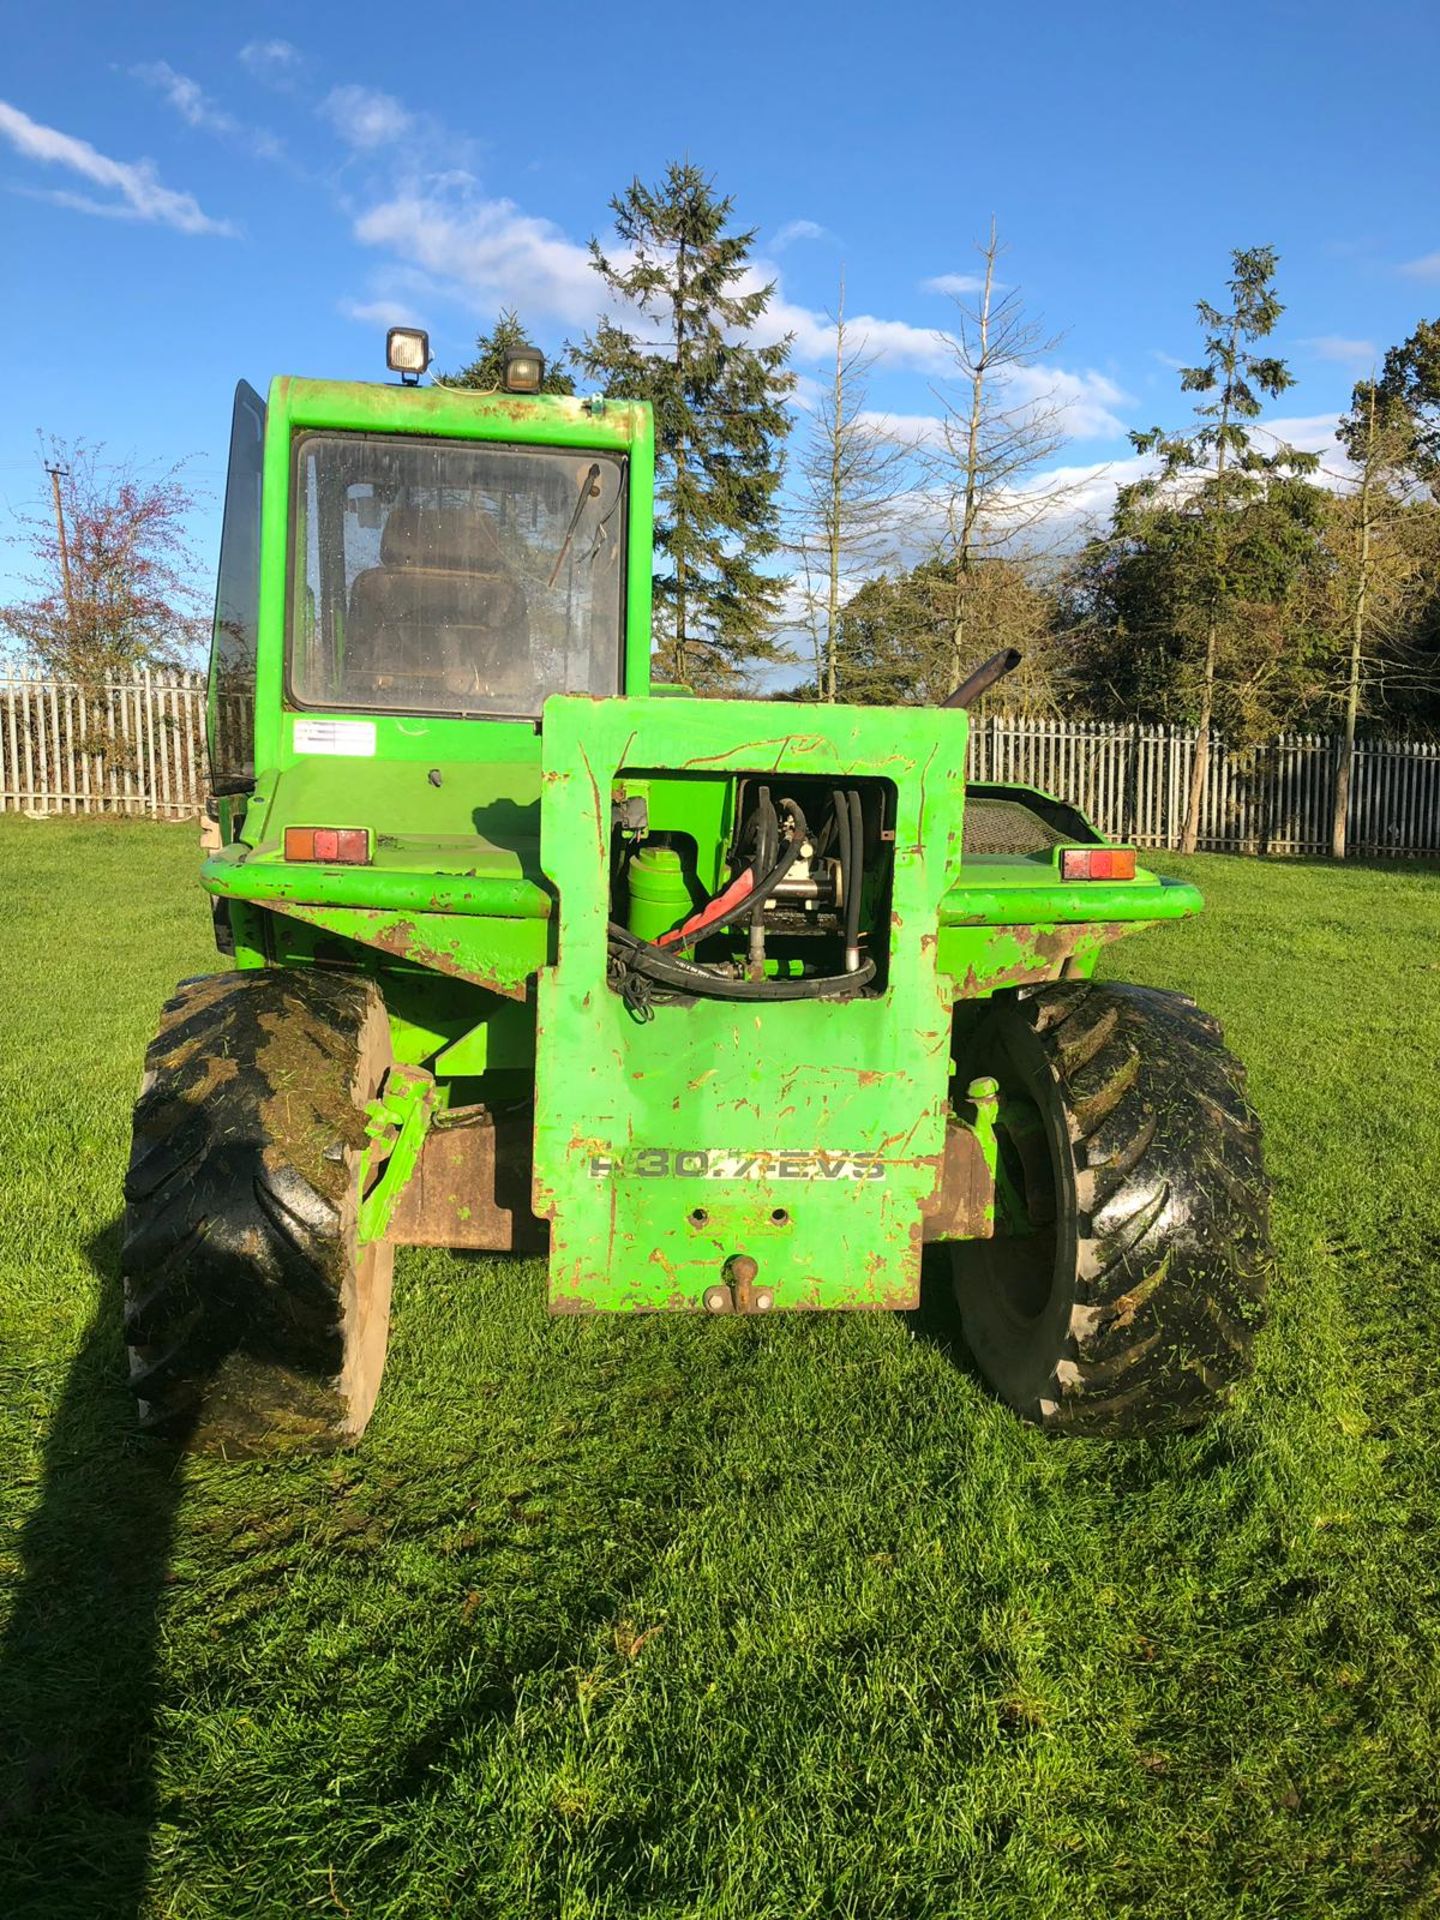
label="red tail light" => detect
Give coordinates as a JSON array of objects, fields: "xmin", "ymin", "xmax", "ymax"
[
  {"xmin": 1060, "ymin": 846, "xmax": 1136, "ymax": 881},
  {"xmin": 284, "ymin": 827, "xmax": 371, "ymax": 865}
]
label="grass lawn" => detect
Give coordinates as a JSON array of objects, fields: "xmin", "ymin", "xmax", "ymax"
[{"xmin": 2, "ymin": 814, "xmax": 1439, "ymax": 1919}]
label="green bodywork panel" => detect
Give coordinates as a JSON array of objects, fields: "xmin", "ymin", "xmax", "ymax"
[
  {"xmin": 527, "ymin": 696, "xmax": 1194, "ymax": 1314},
  {"xmin": 198, "ymin": 368, "xmax": 1205, "ymax": 1311}
]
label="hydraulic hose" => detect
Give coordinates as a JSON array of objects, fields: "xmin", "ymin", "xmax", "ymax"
[
  {"xmin": 741, "ymin": 799, "xmax": 809, "ymax": 923},
  {"xmin": 658, "ymin": 797, "xmax": 809, "ymax": 952},
  {"xmin": 843, "ymin": 789, "xmax": 863, "ymax": 974},
  {"xmin": 608, "ymin": 924, "xmax": 876, "ymax": 1008}
]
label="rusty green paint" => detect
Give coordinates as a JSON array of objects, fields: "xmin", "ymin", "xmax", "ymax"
[
  {"xmin": 532, "ymin": 695, "xmax": 969, "ymax": 1316},
  {"xmin": 939, "ymin": 919, "xmax": 1138, "ymax": 998},
  {"xmin": 939, "ymin": 876, "xmax": 1200, "ymax": 928},
  {"xmin": 203, "ymin": 845, "xmax": 553, "ymax": 924},
  {"xmin": 254, "ymin": 898, "xmax": 544, "ymax": 999}
]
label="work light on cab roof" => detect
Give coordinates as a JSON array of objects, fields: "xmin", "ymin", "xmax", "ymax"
[
  {"xmin": 502, "ymin": 344, "xmax": 545, "ymax": 393},
  {"xmin": 114, "ymin": 325, "xmax": 1274, "ymax": 1458},
  {"xmin": 385, "ymin": 326, "xmax": 430, "ymax": 383}
]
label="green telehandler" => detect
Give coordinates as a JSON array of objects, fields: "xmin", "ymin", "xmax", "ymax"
[{"xmin": 121, "ymin": 329, "xmax": 1270, "ymax": 1452}]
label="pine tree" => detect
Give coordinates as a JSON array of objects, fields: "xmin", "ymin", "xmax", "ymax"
[
  {"xmin": 576, "ymin": 163, "xmax": 794, "ymax": 688},
  {"xmin": 1130, "ymin": 246, "xmax": 1316, "ymax": 852},
  {"xmin": 441, "ymin": 310, "xmax": 575, "ymax": 393},
  {"xmin": 1367, "ymin": 318, "xmax": 1440, "ymax": 498}
]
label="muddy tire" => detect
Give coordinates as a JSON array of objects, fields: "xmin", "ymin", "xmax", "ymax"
[
  {"xmin": 121, "ymin": 970, "xmax": 393, "ymax": 1453},
  {"xmin": 951, "ymin": 981, "xmax": 1270, "ymax": 1436}
]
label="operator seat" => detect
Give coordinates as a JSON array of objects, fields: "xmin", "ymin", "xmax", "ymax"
[{"xmin": 346, "ymin": 503, "xmax": 530, "ymax": 703}]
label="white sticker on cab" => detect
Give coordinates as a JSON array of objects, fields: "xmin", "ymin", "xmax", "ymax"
[{"xmin": 293, "ymin": 719, "xmax": 377, "ymax": 757}]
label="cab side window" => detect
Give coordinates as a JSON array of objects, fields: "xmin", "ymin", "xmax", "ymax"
[{"xmin": 208, "ymin": 381, "xmax": 266, "ymax": 791}]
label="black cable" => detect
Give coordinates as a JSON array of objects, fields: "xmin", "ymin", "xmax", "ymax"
[
  {"xmin": 844, "ymin": 789, "xmax": 864, "ymax": 967},
  {"xmin": 834, "ymin": 784, "xmax": 852, "ymax": 918},
  {"xmin": 607, "ymin": 924, "xmax": 875, "ymax": 1003},
  {"xmin": 741, "ymin": 798, "xmax": 809, "ymax": 924},
  {"xmin": 749, "ymin": 786, "xmax": 778, "ymax": 876}
]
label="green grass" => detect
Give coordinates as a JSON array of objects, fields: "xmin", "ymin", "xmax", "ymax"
[{"xmin": 3, "ymin": 816, "xmax": 1440, "ymax": 1918}]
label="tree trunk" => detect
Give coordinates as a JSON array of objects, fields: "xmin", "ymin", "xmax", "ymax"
[
  {"xmin": 1332, "ymin": 389, "xmax": 1375, "ymax": 860},
  {"xmin": 671, "ymin": 236, "xmax": 688, "ymax": 684},
  {"xmin": 947, "ymin": 223, "xmax": 996, "ymax": 697},
  {"xmin": 1179, "ymin": 309, "xmax": 1243, "ymax": 859},
  {"xmin": 1181, "ymin": 611, "xmax": 1218, "ymax": 854},
  {"xmin": 1332, "ymin": 566, "xmax": 1366, "ymax": 859}
]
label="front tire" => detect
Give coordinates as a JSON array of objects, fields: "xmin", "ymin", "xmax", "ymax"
[
  {"xmin": 121, "ymin": 970, "xmax": 393, "ymax": 1453},
  {"xmin": 951, "ymin": 981, "xmax": 1270, "ymax": 1435}
]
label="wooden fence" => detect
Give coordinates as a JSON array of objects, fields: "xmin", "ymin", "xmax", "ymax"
[{"xmin": 2, "ymin": 670, "xmax": 1439, "ymax": 858}]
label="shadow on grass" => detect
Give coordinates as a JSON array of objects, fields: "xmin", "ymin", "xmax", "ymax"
[
  {"xmin": 904, "ymin": 1245, "xmax": 988, "ymax": 1391},
  {"xmin": 0, "ymin": 1224, "xmax": 186, "ymax": 1920}
]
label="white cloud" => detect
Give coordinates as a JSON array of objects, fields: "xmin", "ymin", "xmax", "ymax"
[
  {"xmin": 346, "ymin": 181, "xmax": 954, "ymax": 373},
  {"xmin": 320, "ymin": 85, "xmax": 414, "ymax": 149},
  {"xmin": 772, "ymin": 218, "xmax": 826, "ymax": 250},
  {"xmin": 763, "ymin": 293, "xmax": 951, "ymax": 371},
  {"xmin": 342, "ymin": 296, "xmax": 428, "ymax": 329},
  {"xmin": 133, "ymin": 61, "xmax": 233, "ymax": 133},
  {"xmin": 131, "ymin": 61, "xmax": 283, "ymax": 160},
  {"xmin": 1303, "ymin": 334, "xmax": 1377, "ymax": 367},
  {"xmin": 856, "ymin": 408, "xmax": 947, "ymax": 448},
  {"xmin": 859, "ymin": 365, "xmax": 1129, "ymax": 448},
  {"xmin": 1008, "ymin": 453, "xmax": 1149, "ymax": 524},
  {"xmin": 240, "ymin": 40, "xmax": 301, "ymax": 85},
  {"xmin": 1021, "ymin": 412, "xmax": 1351, "ymax": 542},
  {"xmin": 922, "ymin": 272, "xmax": 990, "ymax": 296},
  {"xmin": 1006, "ymin": 363, "xmax": 1130, "ymax": 441},
  {"xmin": 1398, "ymin": 250, "xmax": 1440, "ymax": 280},
  {"xmin": 1249, "ymin": 412, "xmax": 1349, "ymax": 479},
  {"xmin": 353, "ymin": 189, "xmax": 600, "ymax": 324},
  {"xmin": 0, "ymin": 97, "xmax": 234, "ymax": 235}
]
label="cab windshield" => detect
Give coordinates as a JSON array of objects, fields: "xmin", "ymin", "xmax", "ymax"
[{"xmin": 289, "ymin": 431, "xmax": 626, "ymax": 718}]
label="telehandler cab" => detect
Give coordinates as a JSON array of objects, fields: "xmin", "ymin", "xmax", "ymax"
[{"xmin": 121, "ymin": 327, "xmax": 1270, "ymax": 1451}]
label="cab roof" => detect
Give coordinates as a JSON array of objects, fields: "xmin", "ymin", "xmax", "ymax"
[{"xmin": 266, "ymin": 376, "xmax": 653, "ymax": 455}]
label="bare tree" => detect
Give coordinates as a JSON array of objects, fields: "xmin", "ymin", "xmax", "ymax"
[
  {"xmin": 925, "ymin": 221, "xmax": 1071, "ymax": 696},
  {"xmin": 787, "ymin": 275, "xmax": 913, "ymax": 700},
  {"xmin": 1, "ymin": 436, "xmax": 205, "ymax": 683}
]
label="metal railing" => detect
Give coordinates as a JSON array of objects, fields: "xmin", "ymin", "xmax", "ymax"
[{"xmin": 3, "ymin": 670, "xmax": 1438, "ymax": 858}]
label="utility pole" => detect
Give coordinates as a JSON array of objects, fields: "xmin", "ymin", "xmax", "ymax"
[{"xmin": 45, "ymin": 462, "xmax": 76, "ymax": 639}]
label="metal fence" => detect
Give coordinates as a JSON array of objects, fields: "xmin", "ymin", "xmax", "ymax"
[
  {"xmin": 1, "ymin": 668, "xmax": 207, "ymax": 822},
  {"xmin": 2, "ymin": 669, "xmax": 1439, "ymax": 858},
  {"xmin": 967, "ymin": 716, "xmax": 1440, "ymax": 858}
]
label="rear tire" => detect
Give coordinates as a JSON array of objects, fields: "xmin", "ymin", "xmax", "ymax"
[
  {"xmin": 951, "ymin": 981, "xmax": 1270, "ymax": 1435},
  {"xmin": 121, "ymin": 970, "xmax": 393, "ymax": 1453}
]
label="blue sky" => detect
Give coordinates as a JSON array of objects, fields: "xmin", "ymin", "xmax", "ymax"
[{"xmin": 2, "ymin": 0, "xmax": 1438, "ymax": 620}]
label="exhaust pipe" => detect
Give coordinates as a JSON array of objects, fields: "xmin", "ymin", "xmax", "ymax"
[{"xmin": 941, "ymin": 647, "xmax": 1022, "ymax": 711}]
